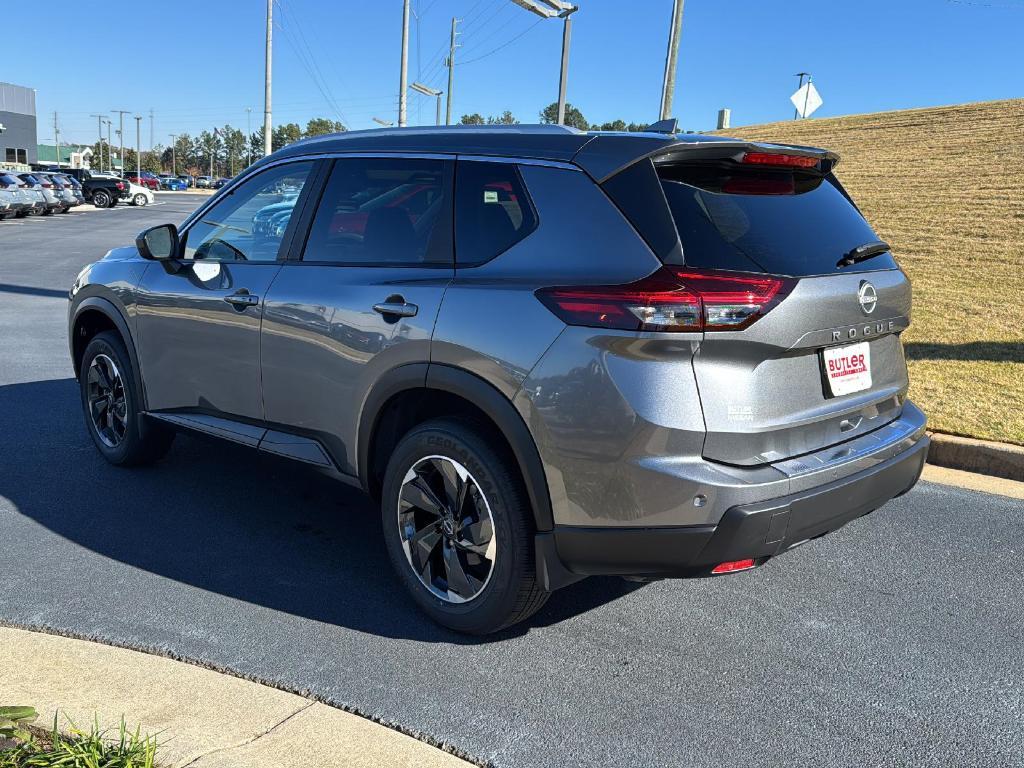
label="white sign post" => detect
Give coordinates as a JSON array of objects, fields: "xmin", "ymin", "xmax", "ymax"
[{"xmin": 790, "ymin": 81, "xmax": 823, "ymax": 119}]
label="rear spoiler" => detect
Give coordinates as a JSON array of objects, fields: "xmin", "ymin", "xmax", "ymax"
[{"xmin": 573, "ymin": 135, "xmax": 840, "ymax": 183}]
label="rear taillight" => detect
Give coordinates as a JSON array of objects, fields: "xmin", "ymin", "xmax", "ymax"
[
  {"xmin": 536, "ymin": 268, "xmax": 794, "ymax": 333},
  {"xmin": 41, "ymin": 182, "xmax": 53, "ymax": 188},
  {"xmin": 741, "ymin": 151, "xmax": 819, "ymax": 168},
  {"xmin": 711, "ymin": 559, "xmax": 756, "ymax": 575},
  {"xmin": 116, "ymin": 182, "xmax": 125, "ymax": 190}
]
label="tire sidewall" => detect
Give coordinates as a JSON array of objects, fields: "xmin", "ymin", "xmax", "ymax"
[
  {"xmin": 93, "ymin": 191, "xmax": 110, "ymax": 208},
  {"xmin": 381, "ymin": 421, "xmax": 531, "ymax": 633}
]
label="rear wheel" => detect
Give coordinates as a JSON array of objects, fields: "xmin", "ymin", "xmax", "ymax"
[
  {"xmin": 80, "ymin": 331, "xmax": 173, "ymax": 466},
  {"xmin": 381, "ymin": 419, "xmax": 548, "ymax": 634},
  {"xmin": 92, "ymin": 190, "xmax": 111, "ymax": 208}
]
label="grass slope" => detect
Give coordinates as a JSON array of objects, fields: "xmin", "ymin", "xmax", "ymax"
[{"xmin": 716, "ymin": 99, "xmax": 1024, "ymax": 445}]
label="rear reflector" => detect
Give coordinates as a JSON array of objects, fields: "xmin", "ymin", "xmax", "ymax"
[
  {"xmin": 536, "ymin": 268, "xmax": 793, "ymax": 333},
  {"xmin": 711, "ymin": 559, "xmax": 756, "ymax": 574},
  {"xmin": 741, "ymin": 151, "xmax": 819, "ymax": 168}
]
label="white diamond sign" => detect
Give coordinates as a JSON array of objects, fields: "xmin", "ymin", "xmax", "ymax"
[{"xmin": 790, "ymin": 81, "xmax": 823, "ymax": 118}]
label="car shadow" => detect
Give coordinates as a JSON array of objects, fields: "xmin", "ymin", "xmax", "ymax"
[{"xmin": 0, "ymin": 378, "xmax": 644, "ymax": 644}]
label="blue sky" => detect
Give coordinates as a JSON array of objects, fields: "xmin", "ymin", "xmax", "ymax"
[{"xmin": 5, "ymin": 0, "xmax": 1022, "ymax": 149}]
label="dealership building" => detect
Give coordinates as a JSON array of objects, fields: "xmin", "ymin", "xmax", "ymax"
[{"xmin": 0, "ymin": 82, "xmax": 38, "ymax": 170}]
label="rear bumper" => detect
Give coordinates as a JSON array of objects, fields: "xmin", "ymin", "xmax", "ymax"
[{"xmin": 537, "ymin": 429, "xmax": 928, "ymax": 586}]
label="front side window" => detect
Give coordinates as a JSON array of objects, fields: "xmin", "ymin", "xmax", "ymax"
[
  {"xmin": 454, "ymin": 161, "xmax": 537, "ymax": 266},
  {"xmin": 303, "ymin": 157, "xmax": 451, "ymax": 266},
  {"xmin": 183, "ymin": 161, "xmax": 313, "ymax": 262}
]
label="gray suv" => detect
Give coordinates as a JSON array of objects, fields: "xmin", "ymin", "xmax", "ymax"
[{"xmin": 68, "ymin": 125, "xmax": 928, "ymax": 634}]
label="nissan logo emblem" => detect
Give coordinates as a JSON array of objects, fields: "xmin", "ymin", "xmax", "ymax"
[{"xmin": 858, "ymin": 281, "xmax": 878, "ymax": 314}]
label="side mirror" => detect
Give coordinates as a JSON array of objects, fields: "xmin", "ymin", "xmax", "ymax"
[{"xmin": 136, "ymin": 224, "xmax": 179, "ymax": 261}]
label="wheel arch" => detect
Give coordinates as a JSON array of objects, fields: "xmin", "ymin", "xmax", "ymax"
[
  {"xmin": 70, "ymin": 297, "xmax": 146, "ymax": 408},
  {"xmin": 358, "ymin": 363, "xmax": 554, "ymax": 532}
]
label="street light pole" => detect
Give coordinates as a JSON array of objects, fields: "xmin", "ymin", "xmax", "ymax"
[
  {"xmin": 399, "ymin": 0, "xmax": 411, "ymax": 126},
  {"xmin": 411, "ymin": 82, "xmax": 443, "ymax": 126},
  {"xmin": 510, "ymin": 1, "xmax": 578, "ymax": 126},
  {"xmin": 793, "ymin": 72, "xmax": 810, "ymax": 119},
  {"xmin": 264, "ymin": 0, "xmax": 273, "ymax": 156},
  {"xmin": 90, "ymin": 114, "xmax": 104, "ymax": 171},
  {"xmin": 112, "ymin": 110, "xmax": 130, "ymax": 175},
  {"xmin": 445, "ymin": 17, "xmax": 460, "ymax": 125},
  {"xmin": 660, "ymin": 0, "xmax": 685, "ymax": 120},
  {"xmin": 134, "ymin": 115, "xmax": 142, "ymax": 178},
  {"xmin": 169, "ymin": 134, "xmax": 177, "ymax": 175},
  {"xmin": 103, "ymin": 119, "xmax": 112, "ymax": 171}
]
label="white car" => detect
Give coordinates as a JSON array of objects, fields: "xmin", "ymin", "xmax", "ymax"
[{"xmin": 125, "ymin": 181, "xmax": 153, "ymax": 207}]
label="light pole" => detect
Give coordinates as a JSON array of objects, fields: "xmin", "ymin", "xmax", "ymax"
[
  {"xmin": 410, "ymin": 82, "xmax": 443, "ymax": 126},
  {"xmin": 134, "ymin": 115, "xmax": 142, "ymax": 178},
  {"xmin": 112, "ymin": 110, "xmax": 130, "ymax": 175},
  {"xmin": 103, "ymin": 119, "xmax": 112, "ymax": 171},
  {"xmin": 510, "ymin": 0, "xmax": 578, "ymax": 125},
  {"xmin": 264, "ymin": 0, "xmax": 273, "ymax": 156},
  {"xmin": 90, "ymin": 114, "xmax": 104, "ymax": 171},
  {"xmin": 398, "ymin": 0, "xmax": 411, "ymax": 126},
  {"xmin": 372, "ymin": 117, "xmax": 395, "ymax": 127},
  {"xmin": 660, "ymin": 0, "xmax": 685, "ymax": 120},
  {"xmin": 169, "ymin": 134, "xmax": 178, "ymax": 175}
]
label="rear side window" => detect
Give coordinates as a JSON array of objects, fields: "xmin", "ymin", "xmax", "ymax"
[
  {"xmin": 0, "ymin": 174, "xmax": 19, "ymax": 187},
  {"xmin": 303, "ymin": 157, "xmax": 452, "ymax": 266},
  {"xmin": 455, "ymin": 161, "xmax": 537, "ymax": 267}
]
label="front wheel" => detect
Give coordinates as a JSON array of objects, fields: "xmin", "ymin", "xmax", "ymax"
[
  {"xmin": 133, "ymin": 193, "xmax": 148, "ymax": 207},
  {"xmin": 381, "ymin": 419, "xmax": 548, "ymax": 634},
  {"xmin": 80, "ymin": 331, "xmax": 174, "ymax": 466},
  {"xmin": 92, "ymin": 190, "xmax": 111, "ymax": 208}
]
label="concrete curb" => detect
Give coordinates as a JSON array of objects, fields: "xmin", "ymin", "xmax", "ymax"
[
  {"xmin": 0, "ymin": 626, "xmax": 474, "ymax": 768},
  {"xmin": 927, "ymin": 431, "xmax": 1024, "ymax": 483}
]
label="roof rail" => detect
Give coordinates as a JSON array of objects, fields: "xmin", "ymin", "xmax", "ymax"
[{"xmin": 644, "ymin": 118, "xmax": 678, "ymax": 134}]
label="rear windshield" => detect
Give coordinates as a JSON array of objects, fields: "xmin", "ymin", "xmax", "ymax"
[{"xmin": 602, "ymin": 158, "xmax": 898, "ymax": 276}]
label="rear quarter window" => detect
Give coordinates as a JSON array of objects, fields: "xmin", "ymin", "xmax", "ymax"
[{"xmin": 455, "ymin": 161, "xmax": 537, "ymax": 267}]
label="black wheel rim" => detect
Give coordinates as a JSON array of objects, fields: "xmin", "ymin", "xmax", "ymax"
[
  {"xmin": 86, "ymin": 353, "xmax": 128, "ymax": 449},
  {"xmin": 398, "ymin": 455, "xmax": 496, "ymax": 604}
]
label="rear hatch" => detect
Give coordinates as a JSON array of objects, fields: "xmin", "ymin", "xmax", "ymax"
[{"xmin": 602, "ymin": 142, "xmax": 911, "ymax": 466}]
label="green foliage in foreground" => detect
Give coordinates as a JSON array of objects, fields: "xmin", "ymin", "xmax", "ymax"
[{"xmin": 0, "ymin": 709, "xmax": 158, "ymax": 768}]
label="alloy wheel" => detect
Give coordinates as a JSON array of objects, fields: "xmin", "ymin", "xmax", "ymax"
[
  {"xmin": 398, "ymin": 455, "xmax": 497, "ymax": 604},
  {"xmin": 86, "ymin": 353, "xmax": 128, "ymax": 448}
]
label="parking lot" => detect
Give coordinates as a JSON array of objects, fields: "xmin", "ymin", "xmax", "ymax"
[{"xmin": 1, "ymin": 197, "xmax": 1022, "ymax": 767}]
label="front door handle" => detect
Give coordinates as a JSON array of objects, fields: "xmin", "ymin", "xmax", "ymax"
[
  {"xmin": 372, "ymin": 301, "xmax": 418, "ymax": 318},
  {"xmin": 223, "ymin": 292, "xmax": 259, "ymax": 308}
]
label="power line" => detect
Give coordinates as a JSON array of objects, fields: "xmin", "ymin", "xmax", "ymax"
[{"xmin": 457, "ymin": 18, "xmax": 544, "ymax": 65}]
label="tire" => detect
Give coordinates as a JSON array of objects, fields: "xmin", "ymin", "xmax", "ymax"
[
  {"xmin": 133, "ymin": 193, "xmax": 148, "ymax": 207},
  {"xmin": 80, "ymin": 331, "xmax": 174, "ymax": 466},
  {"xmin": 381, "ymin": 418, "xmax": 548, "ymax": 634},
  {"xmin": 92, "ymin": 190, "xmax": 111, "ymax": 208}
]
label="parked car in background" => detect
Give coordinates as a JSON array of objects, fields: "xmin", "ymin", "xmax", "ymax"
[
  {"xmin": 0, "ymin": 172, "xmax": 30, "ymax": 219},
  {"xmin": 56, "ymin": 174, "xmax": 86, "ymax": 206},
  {"xmin": 17, "ymin": 173, "xmax": 67, "ymax": 214},
  {"xmin": 32, "ymin": 172, "xmax": 78, "ymax": 212},
  {"xmin": 126, "ymin": 181, "xmax": 154, "ymax": 207},
  {"xmin": 124, "ymin": 171, "xmax": 160, "ymax": 191},
  {"xmin": 177, "ymin": 174, "xmax": 195, "ymax": 188},
  {"xmin": 56, "ymin": 168, "xmax": 128, "ymax": 208},
  {"xmin": 212, "ymin": 177, "xmax": 231, "ymax": 189},
  {"xmin": 195, "ymin": 175, "xmax": 213, "ymax": 188},
  {"xmin": 160, "ymin": 176, "xmax": 188, "ymax": 191}
]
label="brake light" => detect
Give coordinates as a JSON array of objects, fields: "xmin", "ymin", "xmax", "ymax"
[
  {"xmin": 41, "ymin": 182, "xmax": 53, "ymax": 188},
  {"xmin": 741, "ymin": 151, "xmax": 819, "ymax": 168},
  {"xmin": 116, "ymin": 182, "xmax": 125, "ymax": 190},
  {"xmin": 711, "ymin": 559, "xmax": 756, "ymax": 574},
  {"xmin": 536, "ymin": 268, "xmax": 793, "ymax": 333}
]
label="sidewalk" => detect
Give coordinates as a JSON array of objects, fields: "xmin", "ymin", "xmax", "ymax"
[{"xmin": 0, "ymin": 626, "xmax": 474, "ymax": 768}]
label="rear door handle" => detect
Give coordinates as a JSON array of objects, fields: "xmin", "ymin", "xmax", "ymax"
[
  {"xmin": 223, "ymin": 292, "xmax": 259, "ymax": 308},
  {"xmin": 372, "ymin": 301, "xmax": 418, "ymax": 318}
]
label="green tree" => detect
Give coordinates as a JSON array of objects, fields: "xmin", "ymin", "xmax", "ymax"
[
  {"xmin": 460, "ymin": 113, "xmax": 485, "ymax": 125},
  {"xmin": 539, "ymin": 102, "xmax": 588, "ymax": 130},
  {"xmin": 486, "ymin": 111, "xmax": 519, "ymax": 125},
  {"xmin": 305, "ymin": 117, "xmax": 346, "ymax": 137},
  {"xmin": 272, "ymin": 123, "xmax": 303, "ymax": 151}
]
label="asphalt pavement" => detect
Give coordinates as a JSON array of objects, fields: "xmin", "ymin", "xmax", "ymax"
[{"xmin": 1, "ymin": 195, "xmax": 1022, "ymax": 767}]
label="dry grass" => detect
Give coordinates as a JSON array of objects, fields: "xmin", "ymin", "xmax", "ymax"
[{"xmin": 715, "ymin": 99, "xmax": 1024, "ymax": 445}]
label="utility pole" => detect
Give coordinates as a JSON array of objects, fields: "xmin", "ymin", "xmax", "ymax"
[
  {"xmin": 149, "ymin": 109, "xmax": 154, "ymax": 151},
  {"xmin": 112, "ymin": 110, "xmax": 130, "ymax": 175},
  {"xmin": 445, "ymin": 17, "xmax": 460, "ymax": 125},
  {"xmin": 245, "ymin": 107, "xmax": 252, "ymax": 166},
  {"xmin": 90, "ymin": 114, "xmax": 104, "ymax": 171},
  {"xmin": 263, "ymin": 0, "xmax": 273, "ymax": 156},
  {"xmin": 103, "ymin": 119, "xmax": 112, "ymax": 172},
  {"xmin": 398, "ymin": 0, "xmax": 410, "ymax": 126},
  {"xmin": 169, "ymin": 134, "xmax": 177, "ymax": 175},
  {"xmin": 53, "ymin": 112, "xmax": 60, "ymax": 168},
  {"xmin": 660, "ymin": 0, "xmax": 685, "ymax": 121},
  {"xmin": 793, "ymin": 72, "xmax": 810, "ymax": 119},
  {"xmin": 210, "ymin": 129, "xmax": 216, "ymax": 177},
  {"xmin": 134, "ymin": 115, "xmax": 142, "ymax": 178}
]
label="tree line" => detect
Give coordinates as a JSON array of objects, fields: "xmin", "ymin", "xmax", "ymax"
[{"xmin": 86, "ymin": 104, "xmax": 649, "ymax": 177}]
